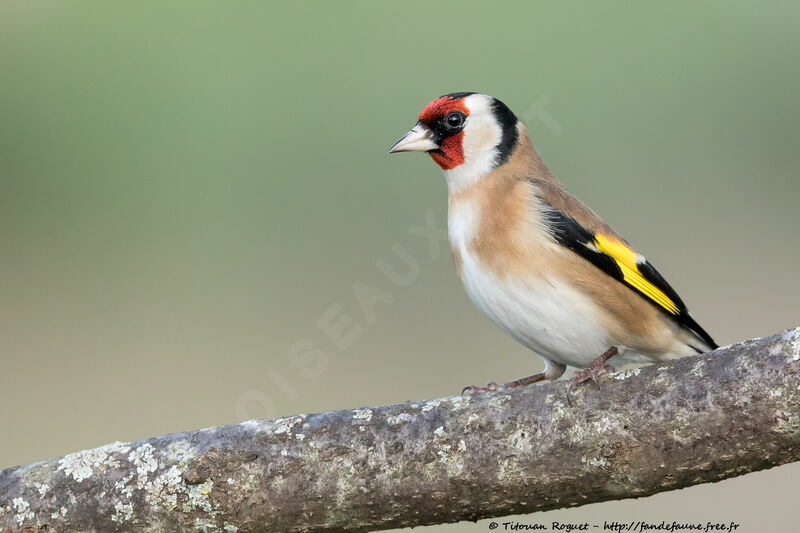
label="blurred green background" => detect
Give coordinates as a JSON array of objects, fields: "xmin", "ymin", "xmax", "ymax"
[{"xmin": 2, "ymin": 1, "xmax": 799, "ymax": 531}]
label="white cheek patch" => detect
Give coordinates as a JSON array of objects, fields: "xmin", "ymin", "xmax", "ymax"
[{"xmin": 443, "ymin": 94, "xmax": 503, "ymax": 192}]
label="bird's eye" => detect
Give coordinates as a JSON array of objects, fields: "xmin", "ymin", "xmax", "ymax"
[{"xmin": 445, "ymin": 112, "xmax": 465, "ymax": 129}]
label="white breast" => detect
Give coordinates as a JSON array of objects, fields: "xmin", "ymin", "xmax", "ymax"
[{"xmin": 448, "ymin": 201, "xmax": 613, "ymax": 369}]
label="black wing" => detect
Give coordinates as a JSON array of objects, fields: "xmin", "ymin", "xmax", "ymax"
[{"xmin": 544, "ymin": 208, "xmax": 717, "ymax": 350}]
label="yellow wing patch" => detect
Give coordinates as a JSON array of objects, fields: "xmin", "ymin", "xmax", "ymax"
[{"xmin": 593, "ymin": 234, "xmax": 680, "ymax": 315}]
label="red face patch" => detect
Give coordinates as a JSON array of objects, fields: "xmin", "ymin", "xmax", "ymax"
[
  {"xmin": 429, "ymin": 132, "xmax": 464, "ymax": 170},
  {"xmin": 417, "ymin": 96, "xmax": 470, "ymax": 125},
  {"xmin": 418, "ymin": 96, "xmax": 470, "ymax": 171}
]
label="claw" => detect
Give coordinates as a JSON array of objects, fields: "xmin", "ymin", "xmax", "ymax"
[
  {"xmin": 461, "ymin": 381, "xmax": 498, "ymax": 396},
  {"xmin": 564, "ymin": 347, "xmax": 619, "ymax": 406}
]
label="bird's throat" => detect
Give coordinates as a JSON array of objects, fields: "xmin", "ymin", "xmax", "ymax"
[{"xmin": 429, "ymin": 132, "xmax": 465, "ymax": 170}]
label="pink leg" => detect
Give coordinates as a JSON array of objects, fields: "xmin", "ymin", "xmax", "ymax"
[
  {"xmin": 462, "ymin": 371, "xmax": 547, "ymax": 396},
  {"xmin": 566, "ymin": 346, "xmax": 619, "ymax": 406}
]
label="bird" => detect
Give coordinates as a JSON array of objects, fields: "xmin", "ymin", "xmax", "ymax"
[{"xmin": 388, "ymin": 92, "xmax": 717, "ymax": 400}]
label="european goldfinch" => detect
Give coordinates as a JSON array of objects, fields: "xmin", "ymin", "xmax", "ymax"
[{"xmin": 389, "ymin": 92, "xmax": 717, "ymax": 398}]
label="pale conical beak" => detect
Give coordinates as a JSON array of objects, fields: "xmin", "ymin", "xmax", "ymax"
[{"xmin": 388, "ymin": 123, "xmax": 439, "ymax": 153}]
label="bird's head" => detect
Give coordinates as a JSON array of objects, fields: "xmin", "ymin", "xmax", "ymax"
[{"xmin": 389, "ymin": 92, "xmax": 520, "ymax": 186}]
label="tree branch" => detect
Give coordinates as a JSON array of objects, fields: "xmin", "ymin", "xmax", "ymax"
[{"xmin": 2, "ymin": 328, "xmax": 799, "ymax": 532}]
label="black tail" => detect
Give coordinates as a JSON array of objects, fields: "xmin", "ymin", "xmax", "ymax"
[{"xmin": 681, "ymin": 313, "xmax": 718, "ymax": 352}]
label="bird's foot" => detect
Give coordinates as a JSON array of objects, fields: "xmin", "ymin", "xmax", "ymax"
[
  {"xmin": 566, "ymin": 346, "xmax": 619, "ymax": 406},
  {"xmin": 462, "ymin": 372, "xmax": 546, "ymax": 396},
  {"xmin": 461, "ymin": 382, "xmax": 498, "ymax": 395}
]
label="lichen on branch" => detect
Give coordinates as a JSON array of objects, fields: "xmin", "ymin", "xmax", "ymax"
[{"xmin": 1, "ymin": 327, "xmax": 799, "ymax": 533}]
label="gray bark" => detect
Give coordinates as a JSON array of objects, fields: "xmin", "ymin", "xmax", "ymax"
[{"xmin": 1, "ymin": 327, "xmax": 799, "ymax": 533}]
